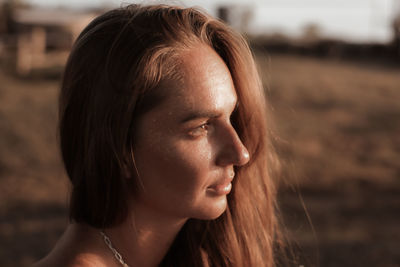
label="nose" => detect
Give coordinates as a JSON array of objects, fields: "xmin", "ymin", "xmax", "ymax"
[{"xmin": 216, "ymin": 126, "xmax": 250, "ymax": 167}]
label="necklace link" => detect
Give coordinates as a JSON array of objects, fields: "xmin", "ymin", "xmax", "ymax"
[{"xmin": 100, "ymin": 231, "xmax": 130, "ymax": 267}]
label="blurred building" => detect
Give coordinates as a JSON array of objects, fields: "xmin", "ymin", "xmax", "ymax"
[
  {"xmin": 217, "ymin": 4, "xmax": 253, "ymax": 34},
  {"xmin": 0, "ymin": 5, "xmax": 96, "ymax": 76},
  {"xmin": 393, "ymin": 6, "xmax": 400, "ymax": 56}
]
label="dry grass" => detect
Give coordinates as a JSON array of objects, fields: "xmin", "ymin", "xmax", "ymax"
[
  {"xmin": 0, "ymin": 53, "xmax": 399, "ymax": 266},
  {"xmin": 0, "ymin": 71, "xmax": 68, "ymax": 266},
  {"xmin": 257, "ymin": 52, "xmax": 400, "ymax": 266},
  {"xmin": 259, "ymin": 53, "xmax": 400, "ymax": 189}
]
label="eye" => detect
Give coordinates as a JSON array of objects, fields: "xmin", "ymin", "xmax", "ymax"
[
  {"xmin": 188, "ymin": 122, "xmax": 211, "ymax": 137},
  {"xmin": 199, "ymin": 123, "xmax": 209, "ymax": 130}
]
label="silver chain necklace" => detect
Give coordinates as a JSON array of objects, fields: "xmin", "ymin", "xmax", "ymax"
[{"xmin": 100, "ymin": 231, "xmax": 130, "ymax": 267}]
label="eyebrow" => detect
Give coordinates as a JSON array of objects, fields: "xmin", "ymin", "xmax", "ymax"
[
  {"xmin": 180, "ymin": 111, "xmax": 222, "ymax": 124},
  {"xmin": 180, "ymin": 102, "xmax": 239, "ymax": 124}
]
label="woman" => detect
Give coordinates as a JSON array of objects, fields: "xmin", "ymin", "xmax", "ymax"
[{"xmin": 33, "ymin": 4, "xmax": 282, "ymax": 267}]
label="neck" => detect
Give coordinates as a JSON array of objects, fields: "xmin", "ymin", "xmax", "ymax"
[{"xmin": 103, "ymin": 202, "xmax": 187, "ymax": 267}]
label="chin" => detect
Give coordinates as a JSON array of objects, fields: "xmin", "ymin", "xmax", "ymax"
[{"xmin": 192, "ymin": 196, "xmax": 228, "ymax": 220}]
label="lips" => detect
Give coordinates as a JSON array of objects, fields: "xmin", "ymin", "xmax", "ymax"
[
  {"xmin": 207, "ymin": 175, "xmax": 234, "ymax": 195},
  {"xmin": 211, "ymin": 181, "xmax": 232, "ymax": 195}
]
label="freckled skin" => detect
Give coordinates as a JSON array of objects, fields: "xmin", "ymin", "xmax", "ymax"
[{"xmin": 132, "ymin": 44, "xmax": 250, "ymax": 221}]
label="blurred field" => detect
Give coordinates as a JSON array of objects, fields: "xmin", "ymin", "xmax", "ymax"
[
  {"xmin": 0, "ymin": 52, "xmax": 399, "ymax": 266},
  {"xmin": 258, "ymin": 53, "xmax": 400, "ymax": 267}
]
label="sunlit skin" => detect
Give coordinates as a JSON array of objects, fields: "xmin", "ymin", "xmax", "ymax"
[
  {"xmin": 33, "ymin": 44, "xmax": 249, "ymax": 267},
  {"xmin": 132, "ymin": 44, "xmax": 250, "ymax": 221}
]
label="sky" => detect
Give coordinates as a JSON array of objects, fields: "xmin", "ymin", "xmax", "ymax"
[{"xmin": 24, "ymin": 0, "xmax": 400, "ymax": 43}]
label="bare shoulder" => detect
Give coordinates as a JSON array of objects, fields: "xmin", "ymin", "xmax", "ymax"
[
  {"xmin": 70, "ymin": 254, "xmax": 109, "ymax": 267},
  {"xmin": 32, "ymin": 253, "xmax": 108, "ymax": 267},
  {"xmin": 31, "ymin": 224, "xmax": 111, "ymax": 267}
]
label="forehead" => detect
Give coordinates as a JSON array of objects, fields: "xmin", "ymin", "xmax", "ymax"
[{"xmin": 159, "ymin": 44, "xmax": 237, "ymax": 112}]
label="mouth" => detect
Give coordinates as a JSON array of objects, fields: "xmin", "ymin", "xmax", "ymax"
[{"xmin": 207, "ymin": 173, "xmax": 234, "ymax": 196}]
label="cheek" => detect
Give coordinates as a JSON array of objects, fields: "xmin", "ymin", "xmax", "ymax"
[
  {"xmin": 135, "ymin": 136, "xmax": 214, "ymax": 193},
  {"xmin": 170, "ymin": 139, "xmax": 213, "ymax": 179}
]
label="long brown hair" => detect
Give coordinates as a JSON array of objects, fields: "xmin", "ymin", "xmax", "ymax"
[{"xmin": 59, "ymin": 4, "xmax": 281, "ymax": 266}]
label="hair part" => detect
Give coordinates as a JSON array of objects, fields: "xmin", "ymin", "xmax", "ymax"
[{"xmin": 59, "ymin": 4, "xmax": 282, "ymax": 266}]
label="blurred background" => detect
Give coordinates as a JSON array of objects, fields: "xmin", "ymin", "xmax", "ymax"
[{"xmin": 0, "ymin": 0, "xmax": 399, "ymax": 266}]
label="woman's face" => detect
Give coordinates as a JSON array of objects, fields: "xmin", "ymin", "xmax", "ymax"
[{"xmin": 132, "ymin": 44, "xmax": 250, "ymax": 220}]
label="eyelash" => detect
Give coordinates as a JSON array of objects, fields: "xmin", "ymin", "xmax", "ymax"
[
  {"xmin": 188, "ymin": 121, "xmax": 211, "ymax": 137},
  {"xmin": 187, "ymin": 106, "xmax": 239, "ymax": 138},
  {"xmin": 199, "ymin": 122, "xmax": 210, "ymax": 130}
]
